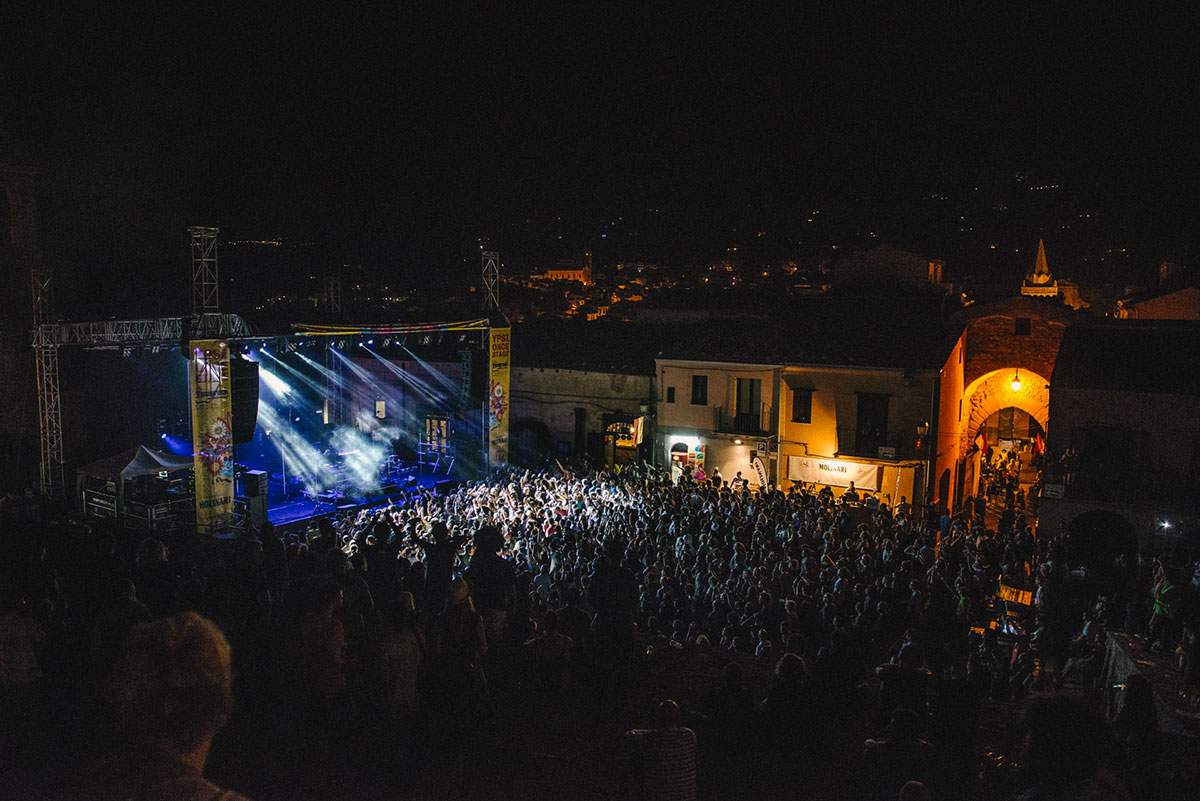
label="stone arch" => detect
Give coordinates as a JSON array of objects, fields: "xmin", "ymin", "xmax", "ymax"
[{"xmin": 963, "ymin": 367, "xmax": 1050, "ymax": 445}]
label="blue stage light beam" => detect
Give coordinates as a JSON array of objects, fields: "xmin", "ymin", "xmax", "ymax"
[
  {"xmin": 159, "ymin": 433, "xmax": 193, "ymax": 456},
  {"xmin": 361, "ymin": 347, "xmax": 448, "ymax": 407},
  {"xmin": 259, "ymin": 367, "xmax": 292, "ymax": 397},
  {"xmin": 256, "ymin": 400, "xmax": 333, "ymax": 495},
  {"xmin": 400, "ymin": 344, "xmax": 461, "ymax": 396},
  {"xmin": 328, "ymin": 426, "xmax": 387, "ymax": 493},
  {"xmin": 259, "ymin": 349, "xmax": 330, "ymax": 397},
  {"xmin": 327, "ymin": 347, "xmax": 438, "ymax": 417}
]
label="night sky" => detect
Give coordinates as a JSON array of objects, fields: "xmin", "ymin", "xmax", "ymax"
[{"xmin": 3, "ymin": 5, "xmax": 1196, "ymax": 317}]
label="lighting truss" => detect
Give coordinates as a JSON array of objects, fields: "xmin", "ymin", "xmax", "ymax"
[
  {"xmin": 190, "ymin": 226, "xmax": 220, "ymax": 316},
  {"xmin": 30, "ymin": 312, "xmax": 251, "ymax": 497},
  {"xmin": 482, "ymin": 250, "xmax": 501, "ymax": 313}
]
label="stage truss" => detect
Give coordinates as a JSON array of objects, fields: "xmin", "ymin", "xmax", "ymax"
[
  {"xmin": 31, "ymin": 313, "xmax": 251, "ymax": 498},
  {"xmin": 31, "ymin": 229, "xmax": 504, "ymax": 498}
]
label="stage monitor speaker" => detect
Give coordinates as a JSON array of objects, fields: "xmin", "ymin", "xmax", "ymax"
[
  {"xmin": 244, "ymin": 469, "xmax": 268, "ymax": 498},
  {"xmin": 230, "ymin": 358, "xmax": 260, "ymax": 443}
]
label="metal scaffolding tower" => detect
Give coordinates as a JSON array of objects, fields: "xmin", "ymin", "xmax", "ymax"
[
  {"xmin": 325, "ymin": 275, "xmax": 343, "ymax": 316},
  {"xmin": 32, "ymin": 265, "xmax": 63, "ymax": 497},
  {"xmin": 33, "ymin": 343, "xmax": 63, "ymax": 496},
  {"xmin": 481, "ymin": 251, "xmax": 500, "ymax": 313},
  {"xmin": 190, "ymin": 226, "xmax": 220, "ymax": 336},
  {"xmin": 30, "ymin": 223, "xmax": 246, "ymax": 499}
]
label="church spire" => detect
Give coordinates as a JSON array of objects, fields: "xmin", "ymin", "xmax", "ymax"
[
  {"xmin": 1032, "ymin": 239, "xmax": 1050, "ymax": 277},
  {"xmin": 1021, "ymin": 238, "xmax": 1058, "ymax": 297}
]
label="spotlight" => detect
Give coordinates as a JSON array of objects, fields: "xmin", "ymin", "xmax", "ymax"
[
  {"xmin": 734, "ymin": 438, "xmax": 743, "ymax": 445},
  {"xmin": 367, "ymin": 339, "xmax": 374, "ymax": 345},
  {"xmin": 261, "ymin": 344, "xmax": 269, "ymax": 353}
]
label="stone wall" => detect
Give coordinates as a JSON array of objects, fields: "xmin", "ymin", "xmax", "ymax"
[{"xmin": 964, "ymin": 309, "xmax": 1068, "ymax": 390}]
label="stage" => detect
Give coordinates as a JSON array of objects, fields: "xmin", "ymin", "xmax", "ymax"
[{"xmin": 264, "ymin": 473, "xmax": 459, "ymax": 527}]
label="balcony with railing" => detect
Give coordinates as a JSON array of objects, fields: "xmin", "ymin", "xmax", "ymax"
[{"xmin": 715, "ymin": 403, "xmax": 772, "ymax": 436}]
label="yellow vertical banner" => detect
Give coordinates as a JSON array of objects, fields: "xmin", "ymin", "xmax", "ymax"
[
  {"xmin": 487, "ymin": 327, "xmax": 511, "ymax": 466},
  {"xmin": 190, "ymin": 339, "xmax": 234, "ymax": 532}
]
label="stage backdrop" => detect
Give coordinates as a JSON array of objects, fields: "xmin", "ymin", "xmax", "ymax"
[
  {"xmin": 787, "ymin": 455, "xmax": 880, "ymax": 491},
  {"xmin": 488, "ymin": 327, "xmax": 511, "ymax": 465},
  {"xmin": 190, "ymin": 340, "xmax": 235, "ymax": 531}
]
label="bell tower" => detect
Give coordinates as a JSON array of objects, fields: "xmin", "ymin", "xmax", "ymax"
[{"xmin": 1021, "ymin": 239, "xmax": 1059, "ymax": 298}]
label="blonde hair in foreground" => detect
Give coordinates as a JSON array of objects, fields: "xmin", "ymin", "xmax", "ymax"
[{"xmin": 108, "ymin": 611, "xmax": 233, "ymax": 752}]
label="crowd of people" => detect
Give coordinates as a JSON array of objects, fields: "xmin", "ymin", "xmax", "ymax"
[{"xmin": 0, "ymin": 462, "xmax": 1190, "ymax": 800}]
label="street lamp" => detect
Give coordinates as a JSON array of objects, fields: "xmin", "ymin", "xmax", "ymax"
[
  {"xmin": 915, "ymin": 420, "xmax": 929, "ymax": 452},
  {"xmin": 1010, "ymin": 369, "xmax": 1023, "ymax": 392}
]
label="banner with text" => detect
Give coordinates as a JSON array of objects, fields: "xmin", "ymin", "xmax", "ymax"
[
  {"xmin": 787, "ymin": 455, "xmax": 880, "ymax": 491},
  {"xmin": 190, "ymin": 340, "xmax": 235, "ymax": 531},
  {"xmin": 750, "ymin": 454, "xmax": 770, "ymax": 488},
  {"xmin": 487, "ymin": 327, "xmax": 511, "ymax": 466}
]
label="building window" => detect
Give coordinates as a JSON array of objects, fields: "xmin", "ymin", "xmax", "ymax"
[
  {"xmin": 735, "ymin": 378, "xmax": 761, "ymax": 415},
  {"xmin": 855, "ymin": 393, "xmax": 889, "ymax": 455},
  {"xmin": 1015, "ymin": 317, "xmax": 1032, "ymax": 336},
  {"xmin": 690, "ymin": 375, "xmax": 708, "ymax": 405},
  {"xmin": 791, "ymin": 388, "xmax": 812, "ymax": 423},
  {"xmin": 734, "ymin": 378, "xmax": 762, "ymax": 432},
  {"xmin": 665, "ymin": 386, "xmax": 676, "ymax": 404}
]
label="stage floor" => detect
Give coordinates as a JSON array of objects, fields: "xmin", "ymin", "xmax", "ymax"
[{"xmin": 266, "ymin": 475, "xmax": 458, "ymax": 527}]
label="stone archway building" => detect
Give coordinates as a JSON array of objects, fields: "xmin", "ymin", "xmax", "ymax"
[
  {"xmin": 932, "ymin": 295, "xmax": 1081, "ymax": 512},
  {"xmin": 963, "ymin": 366, "xmax": 1051, "ymax": 444}
]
